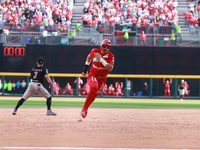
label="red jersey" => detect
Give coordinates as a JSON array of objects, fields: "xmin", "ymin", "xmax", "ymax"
[
  {"xmin": 103, "ymin": 84, "xmax": 108, "ymax": 91},
  {"xmin": 163, "ymin": 79, "xmax": 170, "ymax": 90},
  {"xmin": 140, "ymin": 34, "xmax": 146, "ymax": 40},
  {"xmin": 132, "ymin": 17, "xmax": 137, "ymax": 23},
  {"xmin": 89, "ymin": 48, "xmax": 115, "ymax": 77},
  {"xmin": 183, "ymin": 12, "xmax": 189, "ymax": 20},
  {"xmin": 189, "ymin": 16, "xmax": 194, "ymax": 25},
  {"xmin": 65, "ymin": 84, "xmax": 72, "ymax": 91},
  {"xmin": 87, "ymin": 20, "xmax": 92, "ymax": 26}
]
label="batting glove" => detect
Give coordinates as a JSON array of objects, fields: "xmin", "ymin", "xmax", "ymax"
[{"xmin": 49, "ymin": 82, "xmax": 53, "ymax": 88}]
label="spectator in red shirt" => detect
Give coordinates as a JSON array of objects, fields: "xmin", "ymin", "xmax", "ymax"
[
  {"xmin": 92, "ymin": 17, "xmax": 98, "ymax": 30},
  {"xmin": 140, "ymin": 31, "xmax": 146, "ymax": 46},
  {"xmin": 131, "ymin": 15, "xmax": 137, "ymax": 30},
  {"xmin": 115, "ymin": 4, "xmax": 120, "ymax": 12},
  {"xmin": 103, "ymin": 84, "xmax": 108, "ymax": 96},
  {"xmin": 109, "ymin": 15, "xmax": 115, "ymax": 33},
  {"xmin": 87, "ymin": 19, "xmax": 93, "ymax": 27},
  {"xmin": 189, "ymin": 13, "xmax": 194, "ymax": 32}
]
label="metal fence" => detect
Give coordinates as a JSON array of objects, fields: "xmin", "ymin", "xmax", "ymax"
[
  {"xmin": 1, "ymin": 73, "xmax": 200, "ymax": 99},
  {"xmin": 2, "ymin": 23, "xmax": 200, "ymax": 47}
]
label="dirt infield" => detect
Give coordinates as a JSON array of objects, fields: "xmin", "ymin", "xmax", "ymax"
[{"xmin": 0, "ymin": 108, "xmax": 200, "ymax": 149}]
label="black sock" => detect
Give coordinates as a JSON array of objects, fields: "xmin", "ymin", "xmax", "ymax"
[
  {"xmin": 46, "ymin": 97, "xmax": 51, "ymax": 110},
  {"xmin": 15, "ymin": 98, "xmax": 25, "ymax": 110}
]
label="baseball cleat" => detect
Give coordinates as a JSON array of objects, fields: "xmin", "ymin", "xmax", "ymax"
[
  {"xmin": 80, "ymin": 109, "xmax": 87, "ymax": 118},
  {"xmin": 12, "ymin": 109, "xmax": 17, "ymax": 115},
  {"xmin": 47, "ymin": 109, "xmax": 57, "ymax": 116}
]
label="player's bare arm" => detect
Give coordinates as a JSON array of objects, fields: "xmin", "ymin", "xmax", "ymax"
[
  {"xmin": 45, "ymin": 74, "xmax": 54, "ymax": 88},
  {"xmin": 45, "ymin": 74, "xmax": 52, "ymax": 83},
  {"xmin": 170, "ymin": 78, "xmax": 172, "ymax": 84},
  {"xmin": 94, "ymin": 53, "xmax": 113, "ymax": 72},
  {"xmin": 82, "ymin": 54, "xmax": 92, "ymax": 77}
]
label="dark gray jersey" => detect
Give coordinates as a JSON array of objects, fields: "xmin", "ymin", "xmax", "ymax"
[{"xmin": 30, "ymin": 66, "xmax": 48, "ymax": 84}]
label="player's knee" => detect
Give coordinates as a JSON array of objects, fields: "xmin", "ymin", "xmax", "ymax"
[{"xmin": 47, "ymin": 97, "xmax": 51, "ymax": 102}]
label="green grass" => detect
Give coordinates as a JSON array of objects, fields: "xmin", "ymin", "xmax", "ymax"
[{"xmin": 0, "ymin": 97, "xmax": 200, "ymax": 109}]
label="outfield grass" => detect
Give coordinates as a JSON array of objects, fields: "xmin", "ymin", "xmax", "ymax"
[{"xmin": 0, "ymin": 97, "xmax": 200, "ymax": 109}]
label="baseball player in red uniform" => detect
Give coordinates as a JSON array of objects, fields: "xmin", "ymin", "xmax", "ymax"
[
  {"xmin": 184, "ymin": 81, "xmax": 189, "ymax": 97},
  {"xmin": 81, "ymin": 39, "xmax": 115, "ymax": 118},
  {"xmin": 82, "ymin": 82, "xmax": 90, "ymax": 95},
  {"xmin": 12, "ymin": 57, "xmax": 56, "ymax": 115},
  {"xmin": 163, "ymin": 78, "xmax": 172, "ymax": 97},
  {"xmin": 103, "ymin": 84, "xmax": 108, "ymax": 96},
  {"xmin": 116, "ymin": 84, "xmax": 124, "ymax": 96},
  {"xmin": 62, "ymin": 82, "xmax": 73, "ymax": 95},
  {"xmin": 108, "ymin": 84, "xmax": 115, "ymax": 96}
]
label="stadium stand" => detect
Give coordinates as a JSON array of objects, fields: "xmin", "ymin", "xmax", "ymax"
[
  {"xmin": 81, "ymin": 0, "xmax": 180, "ymax": 34},
  {"xmin": 2, "ymin": 0, "xmax": 73, "ymax": 32},
  {"xmin": 0, "ymin": 0, "xmax": 200, "ymax": 46}
]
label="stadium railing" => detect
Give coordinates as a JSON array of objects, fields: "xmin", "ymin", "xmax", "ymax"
[
  {"xmin": 3, "ymin": 33, "xmax": 200, "ymax": 47},
  {"xmin": 1, "ymin": 72, "xmax": 200, "ymax": 99},
  {"xmin": 3, "ymin": 23, "xmax": 200, "ymax": 47}
]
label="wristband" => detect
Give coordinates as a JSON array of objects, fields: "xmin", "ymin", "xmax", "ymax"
[
  {"xmin": 83, "ymin": 65, "xmax": 89, "ymax": 74},
  {"xmin": 100, "ymin": 58, "xmax": 108, "ymax": 67},
  {"xmin": 49, "ymin": 82, "xmax": 53, "ymax": 86}
]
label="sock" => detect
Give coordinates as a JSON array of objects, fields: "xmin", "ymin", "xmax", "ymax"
[
  {"xmin": 15, "ymin": 98, "xmax": 25, "ymax": 110},
  {"xmin": 46, "ymin": 97, "xmax": 52, "ymax": 110},
  {"xmin": 82, "ymin": 91, "xmax": 98, "ymax": 111}
]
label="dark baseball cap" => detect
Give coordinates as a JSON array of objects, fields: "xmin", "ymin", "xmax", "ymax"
[{"xmin": 37, "ymin": 57, "xmax": 45, "ymax": 65}]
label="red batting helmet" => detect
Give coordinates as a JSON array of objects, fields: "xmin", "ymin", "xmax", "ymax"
[{"xmin": 100, "ymin": 39, "xmax": 111, "ymax": 51}]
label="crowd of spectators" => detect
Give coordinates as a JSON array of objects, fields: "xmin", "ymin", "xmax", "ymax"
[
  {"xmin": 183, "ymin": 0, "xmax": 200, "ymax": 32},
  {"xmin": 1, "ymin": 0, "xmax": 73, "ymax": 32},
  {"xmin": 0, "ymin": 79, "xmax": 27, "ymax": 94},
  {"xmin": 82, "ymin": 0, "xmax": 179, "ymax": 34}
]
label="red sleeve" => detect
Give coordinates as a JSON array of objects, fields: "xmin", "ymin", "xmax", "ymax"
[
  {"xmin": 163, "ymin": 79, "xmax": 165, "ymax": 84},
  {"xmin": 90, "ymin": 48, "xmax": 97, "ymax": 58},
  {"xmin": 107, "ymin": 52, "xmax": 115, "ymax": 65}
]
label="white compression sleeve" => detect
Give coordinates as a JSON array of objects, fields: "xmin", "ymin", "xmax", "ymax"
[{"xmin": 100, "ymin": 58, "xmax": 108, "ymax": 66}]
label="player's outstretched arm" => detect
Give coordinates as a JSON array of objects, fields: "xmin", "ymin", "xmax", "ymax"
[
  {"xmin": 163, "ymin": 78, "xmax": 165, "ymax": 83},
  {"xmin": 82, "ymin": 54, "xmax": 92, "ymax": 77},
  {"xmin": 170, "ymin": 78, "xmax": 172, "ymax": 84}
]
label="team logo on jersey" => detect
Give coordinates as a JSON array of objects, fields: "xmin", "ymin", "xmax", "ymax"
[
  {"xmin": 103, "ymin": 55, "xmax": 109, "ymax": 58},
  {"xmin": 93, "ymin": 58, "xmax": 99, "ymax": 62}
]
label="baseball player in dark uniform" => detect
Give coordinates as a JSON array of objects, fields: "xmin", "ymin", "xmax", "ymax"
[
  {"xmin": 178, "ymin": 79, "xmax": 185, "ymax": 101},
  {"xmin": 12, "ymin": 57, "xmax": 56, "ymax": 115}
]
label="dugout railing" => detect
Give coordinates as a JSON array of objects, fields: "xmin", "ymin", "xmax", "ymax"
[{"xmin": 1, "ymin": 72, "xmax": 200, "ymax": 99}]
